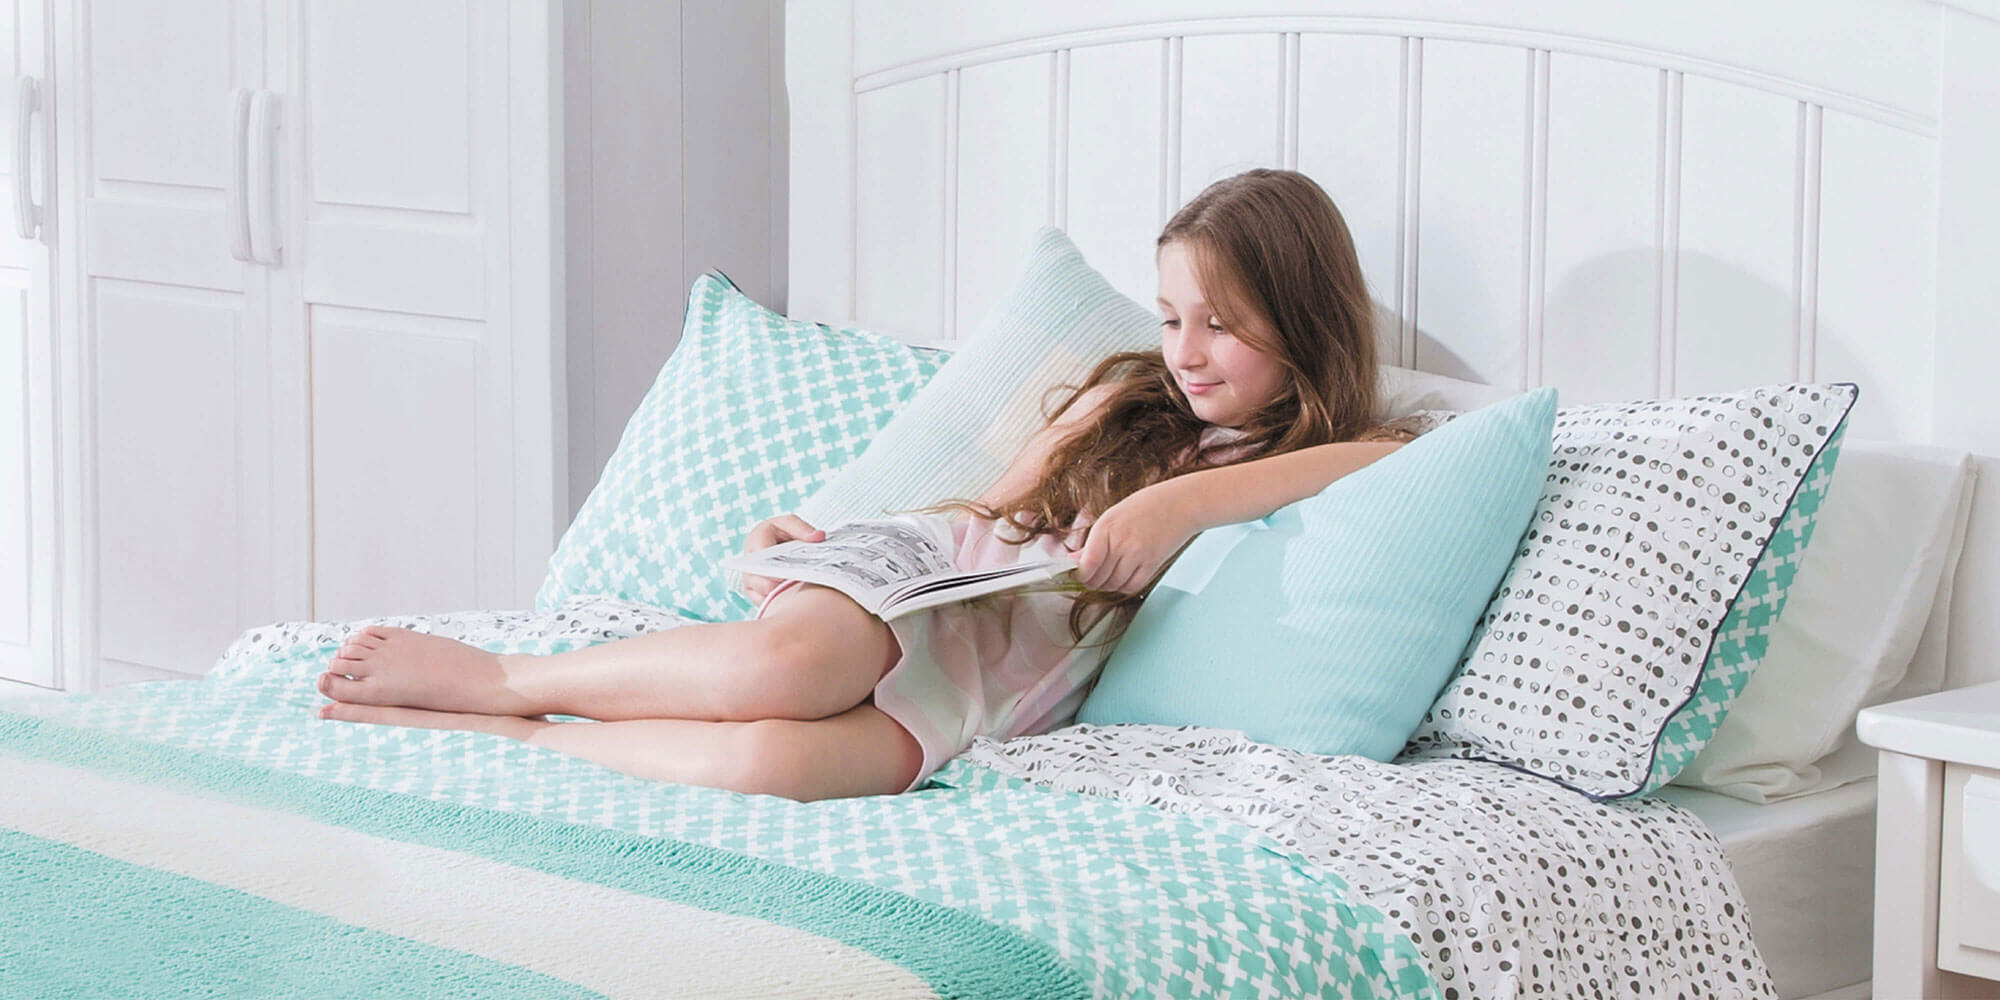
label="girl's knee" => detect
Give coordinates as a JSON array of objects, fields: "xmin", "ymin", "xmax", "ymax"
[
  {"xmin": 714, "ymin": 716, "xmax": 918, "ymax": 802},
  {"xmin": 714, "ymin": 719, "xmax": 814, "ymax": 799},
  {"xmin": 730, "ymin": 621, "xmax": 827, "ymax": 714}
]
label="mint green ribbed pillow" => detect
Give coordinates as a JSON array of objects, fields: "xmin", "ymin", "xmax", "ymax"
[
  {"xmin": 536, "ymin": 273, "xmax": 948, "ymax": 621},
  {"xmin": 799, "ymin": 226, "xmax": 1159, "ymax": 527},
  {"xmin": 1076, "ymin": 387, "xmax": 1559, "ymax": 760}
]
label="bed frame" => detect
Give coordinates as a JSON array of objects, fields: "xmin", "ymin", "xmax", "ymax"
[{"xmin": 783, "ymin": 2, "xmax": 2000, "ymax": 995}]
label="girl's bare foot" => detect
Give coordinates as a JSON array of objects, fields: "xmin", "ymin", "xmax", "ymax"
[
  {"xmin": 316, "ymin": 625, "xmax": 538, "ymax": 716},
  {"xmin": 318, "ymin": 700, "xmax": 551, "ymax": 741}
]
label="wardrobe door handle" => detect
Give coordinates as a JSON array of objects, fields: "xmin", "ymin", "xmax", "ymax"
[
  {"xmin": 225, "ymin": 88, "xmax": 253, "ymax": 261},
  {"xmin": 246, "ymin": 89, "xmax": 281, "ymax": 265},
  {"xmin": 13, "ymin": 76, "xmax": 39, "ymax": 241}
]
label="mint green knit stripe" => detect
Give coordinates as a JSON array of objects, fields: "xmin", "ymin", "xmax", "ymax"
[
  {"xmin": 0, "ymin": 713, "xmax": 1087, "ymax": 1000},
  {"xmin": 0, "ymin": 828, "xmax": 605, "ymax": 1000}
]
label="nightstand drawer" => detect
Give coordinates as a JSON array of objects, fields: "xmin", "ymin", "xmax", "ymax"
[{"xmin": 1941, "ymin": 763, "xmax": 2000, "ymax": 978}]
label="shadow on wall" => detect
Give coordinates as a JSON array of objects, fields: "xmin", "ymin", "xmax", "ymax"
[{"xmin": 1381, "ymin": 244, "xmax": 1888, "ymax": 438}]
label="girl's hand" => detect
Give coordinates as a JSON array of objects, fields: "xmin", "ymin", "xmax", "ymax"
[
  {"xmin": 1073, "ymin": 482, "xmax": 1199, "ymax": 596},
  {"xmin": 740, "ymin": 514, "xmax": 825, "ymax": 603}
]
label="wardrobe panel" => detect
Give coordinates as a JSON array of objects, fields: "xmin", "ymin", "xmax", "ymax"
[
  {"xmin": 92, "ymin": 279, "xmax": 252, "ymax": 675},
  {"xmin": 309, "ymin": 307, "xmax": 492, "ymax": 620},
  {"xmin": 0, "ymin": 270, "xmax": 27, "ymax": 666},
  {"xmin": 86, "ymin": 0, "xmax": 233, "ymax": 190},
  {"xmin": 298, "ymin": 0, "xmax": 498, "ymax": 320},
  {"xmin": 306, "ymin": 0, "xmax": 472, "ymax": 214},
  {"xmin": 69, "ymin": 0, "xmax": 290, "ymax": 687},
  {"xmin": 0, "ymin": 0, "xmax": 28, "ymax": 272}
]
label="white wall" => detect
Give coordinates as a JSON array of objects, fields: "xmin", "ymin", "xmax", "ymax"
[{"xmin": 563, "ymin": 0, "xmax": 788, "ymax": 521}]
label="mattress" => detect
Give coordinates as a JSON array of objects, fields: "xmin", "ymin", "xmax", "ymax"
[{"xmin": 1657, "ymin": 775, "xmax": 1878, "ymax": 999}]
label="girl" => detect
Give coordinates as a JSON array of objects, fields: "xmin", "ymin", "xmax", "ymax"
[{"xmin": 315, "ymin": 168, "xmax": 1414, "ymax": 801}]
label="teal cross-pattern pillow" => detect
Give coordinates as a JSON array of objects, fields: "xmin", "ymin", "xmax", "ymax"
[
  {"xmin": 1639, "ymin": 426, "xmax": 1848, "ymax": 794},
  {"xmin": 536, "ymin": 273, "xmax": 949, "ymax": 621}
]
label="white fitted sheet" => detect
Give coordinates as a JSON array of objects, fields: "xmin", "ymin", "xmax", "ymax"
[{"xmin": 1656, "ymin": 777, "xmax": 1877, "ymax": 999}]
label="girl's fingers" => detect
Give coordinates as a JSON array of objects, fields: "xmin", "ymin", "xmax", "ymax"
[
  {"xmin": 1095, "ymin": 553, "xmax": 1125, "ymax": 593},
  {"xmin": 776, "ymin": 515, "xmax": 821, "ymax": 540},
  {"xmin": 1076, "ymin": 532, "xmax": 1103, "ymax": 584}
]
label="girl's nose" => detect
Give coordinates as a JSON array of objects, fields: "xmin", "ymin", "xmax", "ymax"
[{"xmin": 1168, "ymin": 343, "xmax": 1204, "ymax": 370}]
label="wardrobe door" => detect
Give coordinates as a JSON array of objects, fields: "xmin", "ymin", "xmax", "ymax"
[
  {"xmin": 291, "ymin": 0, "xmax": 555, "ymax": 620},
  {"xmin": 55, "ymin": 0, "xmax": 308, "ymax": 685},
  {"xmin": 0, "ymin": 0, "xmax": 57, "ymax": 689}
]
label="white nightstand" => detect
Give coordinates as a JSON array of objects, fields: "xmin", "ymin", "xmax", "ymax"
[{"xmin": 1857, "ymin": 681, "xmax": 2000, "ymax": 1000}]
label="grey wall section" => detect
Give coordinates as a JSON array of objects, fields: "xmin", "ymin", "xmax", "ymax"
[{"xmin": 563, "ymin": 0, "xmax": 786, "ymax": 524}]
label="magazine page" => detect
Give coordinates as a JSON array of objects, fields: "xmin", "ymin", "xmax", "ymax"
[
  {"xmin": 876, "ymin": 557, "xmax": 1083, "ymax": 620},
  {"xmin": 720, "ymin": 518, "xmax": 958, "ymax": 613}
]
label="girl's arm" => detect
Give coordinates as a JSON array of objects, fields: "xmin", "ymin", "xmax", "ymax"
[
  {"xmin": 1073, "ymin": 438, "xmax": 1404, "ymax": 594},
  {"xmin": 1158, "ymin": 439, "xmax": 1405, "ymax": 534}
]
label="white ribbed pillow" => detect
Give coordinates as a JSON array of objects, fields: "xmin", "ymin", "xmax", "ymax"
[{"xmin": 798, "ymin": 226, "xmax": 1158, "ymax": 526}]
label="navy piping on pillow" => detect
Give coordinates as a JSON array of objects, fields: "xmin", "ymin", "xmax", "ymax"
[
  {"xmin": 1613, "ymin": 382, "xmax": 1858, "ymax": 800},
  {"xmin": 1431, "ymin": 381, "xmax": 1860, "ymax": 802}
]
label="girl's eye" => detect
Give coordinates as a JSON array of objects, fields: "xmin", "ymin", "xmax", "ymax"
[
  {"xmin": 1161, "ymin": 319, "xmax": 1180, "ymax": 328},
  {"xmin": 1209, "ymin": 324, "xmax": 1228, "ymax": 335}
]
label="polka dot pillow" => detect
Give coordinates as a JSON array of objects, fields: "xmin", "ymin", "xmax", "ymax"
[
  {"xmin": 536, "ymin": 273, "xmax": 949, "ymax": 622},
  {"xmin": 1400, "ymin": 382, "xmax": 1858, "ymax": 799}
]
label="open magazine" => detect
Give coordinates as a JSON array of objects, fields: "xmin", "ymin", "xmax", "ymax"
[{"xmin": 719, "ymin": 518, "xmax": 1084, "ymax": 621}]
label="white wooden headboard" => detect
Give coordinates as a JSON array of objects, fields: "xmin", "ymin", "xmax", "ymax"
[{"xmin": 784, "ymin": 0, "xmax": 2000, "ymax": 689}]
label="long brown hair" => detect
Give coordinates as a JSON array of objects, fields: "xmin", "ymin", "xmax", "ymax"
[{"xmin": 916, "ymin": 168, "xmax": 1392, "ymax": 644}]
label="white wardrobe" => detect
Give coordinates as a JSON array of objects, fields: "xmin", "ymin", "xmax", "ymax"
[{"xmin": 1, "ymin": 0, "xmax": 561, "ymax": 692}]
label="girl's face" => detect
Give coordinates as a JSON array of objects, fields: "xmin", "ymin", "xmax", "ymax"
[{"xmin": 1156, "ymin": 241, "xmax": 1287, "ymax": 428}]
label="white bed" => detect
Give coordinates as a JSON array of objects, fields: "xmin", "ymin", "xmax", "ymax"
[
  {"xmin": 783, "ymin": 2, "xmax": 2000, "ymax": 996},
  {"xmin": 1661, "ymin": 779, "xmax": 1879, "ymax": 1000}
]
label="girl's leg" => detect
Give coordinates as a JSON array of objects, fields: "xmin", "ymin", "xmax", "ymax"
[
  {"xmin": 318, "ymin": 700, "xmax": 924, "ymax": 801},
  {"xmin": 315, "ymin": 584, "xmax": 899, "ymax": 724}
]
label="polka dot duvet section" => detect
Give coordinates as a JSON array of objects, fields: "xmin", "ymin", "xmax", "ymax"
[{"xmin": 1400, "ymin": 381, "xmax": 1859, "ymax": 799}]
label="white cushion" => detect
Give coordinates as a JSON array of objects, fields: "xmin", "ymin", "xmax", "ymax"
[
  {"xmin": 801, "ymin": 225, "xmax": 1510, "ymax": 530},
  {"xmin": 1671, "ymin": 441, "xmax": 1977, "ymax": 802},
  {"xmin": 1376, "ymin": 365, "xmax": 1513, "ymax": 420},
  {"xmin": 799, "ymin": 226, "xmax": 1159, "ymax": 529}
]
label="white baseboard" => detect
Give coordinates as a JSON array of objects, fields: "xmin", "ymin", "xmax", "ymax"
[
  {"xmin": 98, "ymin": 658, "xmax": 203, "ymax": 690},
  {"xmin": 0, "ymin": 676, "xmax": 57, "ymax": 699},
  {"xmin": 1795, "ymin": 980, "xmax": 1870, "ymax": 1000}
]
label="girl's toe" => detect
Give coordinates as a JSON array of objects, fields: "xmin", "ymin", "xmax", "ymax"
[
  {"xmin": 320, "ymin": 703, "xmax": 411, "ymax": 727},
  {"xmin": 321, "ymin": 701, "xmax": 369, "ymax": 724},
  {"xmin": 319, "ymin": 671, "xmax": 367, "ymax": 702}
]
